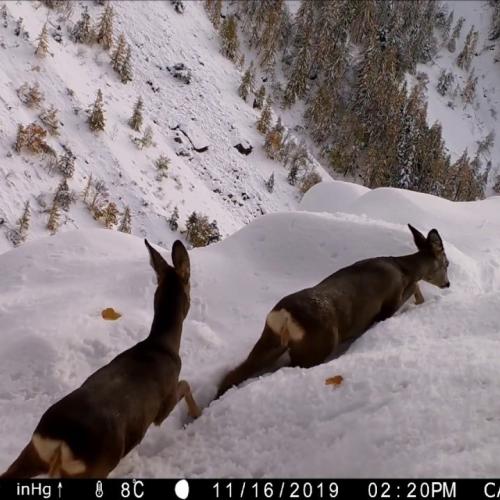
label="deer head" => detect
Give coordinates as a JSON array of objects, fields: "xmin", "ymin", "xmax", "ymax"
[{"xmin": 408, "ymin": 224, "xmax": 450, "ymax": 289}]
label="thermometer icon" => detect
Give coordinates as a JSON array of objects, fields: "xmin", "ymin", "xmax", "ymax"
[{"xmin": 95, "ymin": 480, "xmax": 104, "ymax": 498}]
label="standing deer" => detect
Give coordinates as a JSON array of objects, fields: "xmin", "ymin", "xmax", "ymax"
[
  {"xmin": 1, "ymin": 239, "xmax": 200, "ymax": 478},
  {"xmin": 217, "ymin": 224, "xmax": 450, "ymax": 397}
]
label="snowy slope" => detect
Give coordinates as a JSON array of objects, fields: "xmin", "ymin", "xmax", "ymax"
[
  {"xmin": 0, "ymin": 0, "xmax": 321, "ymax": 254},
  {"xmin": 1, "ymin": 180, "xmax": 500, "ymax": 477},
  {"xmin": 421, "ymin": 0, "xmax": 500, "ymax": 190}
]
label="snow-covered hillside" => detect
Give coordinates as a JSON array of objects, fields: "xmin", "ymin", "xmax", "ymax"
[
  {"xmin": 422, "ymin": 0, "xmax": 500, "ymax": 191},
  {"xmin": 1, "ymin": 180, "xmax": 500, "ymax": 477},
  {"xmin": 0, "ymin": 0, "xmax": 322, "ymax": 254}
]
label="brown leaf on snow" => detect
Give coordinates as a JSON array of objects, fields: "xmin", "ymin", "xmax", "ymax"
[
  {"xmin": 325, "ymin": 375, "xmax": 344, "ymax": 387},
  {"xmin": 101, "ymin": 307, "xmax": 122, "ymax": 321}
]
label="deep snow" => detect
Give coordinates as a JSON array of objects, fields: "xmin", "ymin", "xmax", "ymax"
[{"xmin": 1, "ymin": 180, "xmax": 500, "ymax": 477}]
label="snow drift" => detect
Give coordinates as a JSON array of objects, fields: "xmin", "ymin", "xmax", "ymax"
[{"xmin": 1, "ymin": 181, "xmax": 500, "ymax": 477}]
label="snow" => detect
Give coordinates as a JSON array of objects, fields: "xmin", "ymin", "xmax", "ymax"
[
  {"xmin": 421, "ymin": 1, "xmax": 500, "ymax": 192},
  {"xmin": 2, "ymin": 180, "xmax": 500, "ymax": 477},
  {"xmin": 0, "ymin": 0, "xmax": 321, "ymax": 254}
]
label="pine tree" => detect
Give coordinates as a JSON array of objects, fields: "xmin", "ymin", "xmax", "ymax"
[
  {"xmin": 462, "ymin": 70, "xmax": 478, "ymax": 104},
  {"xmin": 102, "ymin": 202, "xmax": 119, "ymax": 228},
  {"xmin": 155, "ymin": 154, "xmax": 170, "ymax": 178},
  {"xmin": 238, "ymin": 63, "xmax": 254, "ymax": 101},
  {"xmin": 54, "ymin": 178, "xmax": 74, "ymax": 211},
  {"xmin": 39, "ymin": 105, "xmax": 60, "ymax": 136},
  {"xmin": 447, "ymin": 16, "xmax": 465, "ymax": 53},
  {"xmin": 72, "ymin": 6, "xmax": 94, "ymax": 44},
  {"xmin": 57, "ymin": 148, "xmax": 75, "ymax": 178},
  {"xmin": 82, "ymin": 174, "xmax": 93, "ymax": 203},
  {"xmin": 88, "ymin": 89, "xmax": 105, "ymax": 131},
  {"xmin": 457, "ymin": 26, "xmax": 478, "ymax": 71},
  {"xmin": 265, "ymin": 172, "xmax": 275, "ymax": 193},
  {"xmin": 220, "ymin": 15, "xmax": 239, "ymax": 62},
  {"xmin": 15, "ymin": 124, "xmax": 28, "ymax": 153},
  {"xmin": 168, "ymin": 206, "xmax": 179, "ymax": 231},
  {"xmin": 134, "ymin": 125, "xmax": 154, "ymax": 149},
  {"xmin": 129, "ymin": 97, "xmax": 143, "ymax": 131},
  {"xmin": 111, "ymin": 33, "xmax": 126, "ymax": 72},
  {"xmin": 118, "ymin": 206, "xmax": 132, "ymax": 233},
  {"xmin": 257, "ymin": 98, "xmax": 272, "ymax": 134},
  {"xmin": 253, "ymin": 84, "xmax": 266, "ymax": 109},
  {"xmin": 264, "ymin": 117, "xmax": 284, "ymax": 159},
  {"xmin": 35, "ymin": 22, "xmax": 49, "ymax": 57},
  {"xmin": 89, "ymin": 179, "xmax": 108, "ymax": 210},
  {"xmin": 208, "ymin": 0, "xmax": 222, "ymax": 30},
  {"xmin": 96, "ymin": 3, "xmax": 114, "ymax": 50},
  {"xmin": 18, "ymin": 201, "xmax": 31, "ymax": 237},
  {"xmin": 46, "ymin": 200, "xmax": 60, "ymax": 234},
  {"xmin": 120, "ymin": 45, "xmax": 133, "ymax": 84},
  {"xmin": 287, "ymin": 163, "xmax": 299, "ymax": 186},
  {"xmin": 437, "ymin": 70, "xmax": 454, "ymax": 96}
]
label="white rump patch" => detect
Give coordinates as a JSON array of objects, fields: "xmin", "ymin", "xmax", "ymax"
[
  {"xmin": 32, "ymin": 433, "xmax": 87, "ymax": 475},
  {"xmin": 266, "ymin": 309, "xmax": 305, "ymax": 343}
]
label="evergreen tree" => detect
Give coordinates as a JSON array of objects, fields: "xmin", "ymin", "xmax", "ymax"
[
  {"xmin": 57, "ymin": 148, "xmax": 75, "ymax": 178},
  {"xmin": 238, "ymin": 63, "xmax": 254, "ymax": 101},
  {"xmin": 264, "ymin": 117, "xmax": 284, "ymax": 160},
  {"xmin": 168, "ymin": 206, "xmax": 179, "ymax": 231},
  {"xmin": 129, "ymin": 97, "xmax": 143, "ymax": 131},
  {"xmin": 120, "ymin": 45, "xmax": 133, "ymax": 84},
  {"xmin": 457, "ymin": 26, "xmax": 478, "ymax": 71},
  {"xmin": 287, "ymin": 163, "xmax": 299, "ymax": 186},
  {"xmin": 88, "ymin": 89, "xmax": 106, "ymax": 131},
  {"xmin": 102, "ymin": 202, "xmax": 119, "ymax": 228},
  {"xmin": 96, "ymin": 3, "xmax": 114, "ymax": 50},
  {"xmin": 265, "ymin": 172, "xmax": 275, "ymax": 193},
  {"xmin": 15, "ymin": 124, "xmax": 28, "ymax": 153},
  {"xmin": 257, "ymin": 98, "xmax": 272, "ymax": 134},
  {"xmin": 462, "ymin": 70, "xmax": 478, "ymax": 104},
  {"xmin": 118, "ymin": 206, "xmax": 132, "ymax": 233},
  {"xmin": 72, "ymin": 6, "xmax": 94, "ymax": 44},
  {"xmin": 220, "ymin": 15, "xmax": 239, "ymax": 62},
  {"xmin": 82, "ymin": 173, "xmax": 93, "ymax": 203},
  {"xmin": 447, "ymin": 16, "xmax": 465, "ymax": 53},
  {"xmin": 18, "ymin": 201, "xmax": 31, "ymax": 240},
  {"xmin": 46, "ymin": 200, "xmax": 60, "ymax": 234},
  {"xmin": 208, "ymin": 0, "xmax": 222, "ymax": 30},
  {"xmin": 253, "ymin": 84, "xmax": 266, "ymax": 109},
  {"xmin": 39, "ymin": 105, "xmax": 60, "ymax": 136},
  {"xmin": 35, "ymin": 22, "xmax": 49, "ymax": 57},
  {"xmin": 437, "ymin": 70, "xmax": 454, "ymax": 96},
  {"xmin": 54, "ymin": 178, "xmax": 74, "ymax": 211},
  {"xmin": 282, "ymin": 1, "xmax": 315, "ymax": 107},
  {"xmin": 111, "ymin": 33, "xmax": 127, "ymax": 72}
]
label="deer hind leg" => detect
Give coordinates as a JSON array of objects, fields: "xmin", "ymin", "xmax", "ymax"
[
  {"xmin": 216, "ymin": 323, "xmax": 288, "ymax": 398},
  {"xmin": 289, "ymin": 325, "xmax": 339, "ymax": 368},
  {"xmin": 1, "ymin": 440, "xmax": 48, "ymax": 479},
  {"xmin": 177, "ymin": 380, "xmax": 201, "ymax": 419}
]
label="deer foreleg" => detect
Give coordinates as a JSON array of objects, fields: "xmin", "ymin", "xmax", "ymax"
[
  {"xmin": 414, "ymin": 284, "xmax": 425, "ymax": 305},
  {"xmin": 177, "ymin": 380, "xmax": 201, "ymax": 419}
]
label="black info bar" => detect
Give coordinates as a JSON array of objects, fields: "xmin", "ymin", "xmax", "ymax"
[{"xmin": 1, "ymin": 478, "xmax": 499, "ymax": 500}]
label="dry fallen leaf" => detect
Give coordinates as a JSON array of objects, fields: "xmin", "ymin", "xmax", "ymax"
[
  {"xmin": 101, "ymin": 307, "xmax": 122, "ymax": 321},
  {"xmin": 325, "ymin": 375, "xmax": 344, "ymax": 387}
]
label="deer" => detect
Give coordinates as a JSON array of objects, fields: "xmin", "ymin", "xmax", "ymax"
[
  {"xmin": 1, "ymin": 239, "xmax": 201, "ymax": 478},
  {"xmin": 217, "ymin": 224, "xmax": 450, "ymax": 397}
]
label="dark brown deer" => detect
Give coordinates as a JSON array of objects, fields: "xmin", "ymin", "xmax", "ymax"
[
  {"xmin": 217, "ymin": 224, "xmax": 450, "ymax": 397},
  {"xmin": 1, "ymin": 239, "xmax": 200, "ymax": 478}
]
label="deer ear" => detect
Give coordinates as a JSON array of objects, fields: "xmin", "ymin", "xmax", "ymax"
[
  {"xmin": 171, "ymin": 240, "xmax": 190, "ymax": 283},
  {"xmin": 145, "ymin": 239, "xmax": 169, "ymax": 281},
  {"xmin": 408, "ymin": 224, "xmax": 427, "ymax": 252},
  {"xmin": 427, "ymin": 229, "xmax": 444, "ymax": 255}
]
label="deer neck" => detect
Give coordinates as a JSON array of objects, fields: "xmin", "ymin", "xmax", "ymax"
[
  {"xmin": 147, "ymin": 295, "xmax": 185, "ymax": 353},
  {"xmin": 395, "ymin": 251, "xmax": 433, "ymax": 283}
]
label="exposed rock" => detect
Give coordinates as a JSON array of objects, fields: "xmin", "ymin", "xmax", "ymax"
[
  {"xmin": 174, "ymin": 122, "xmax": 209, "ymax": 153},
  {"xmin": 234, "ymin": 140, "xmax": 253, "ymax": 155},
  {"xmin": 167, "ymin": 62, "xmax": 192, "ymax": 85}
]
